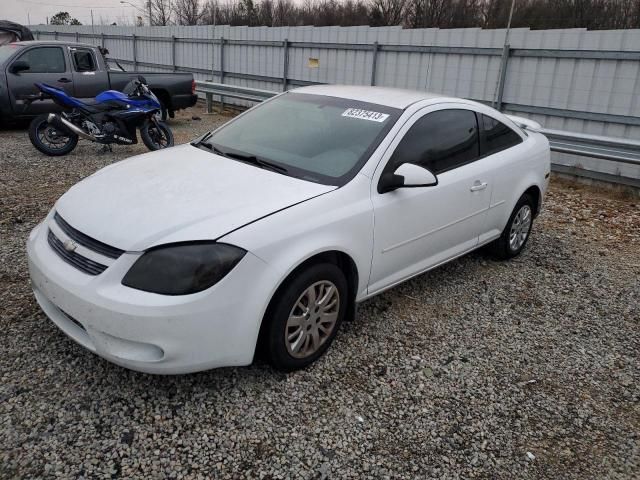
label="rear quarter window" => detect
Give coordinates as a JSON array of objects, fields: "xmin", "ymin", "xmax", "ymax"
[{"xmin": 481, "ymin": 114, "xmax": 523, "ymax": 156}]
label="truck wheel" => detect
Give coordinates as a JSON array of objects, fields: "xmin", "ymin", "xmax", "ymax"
[
  {"xmin": 140, "ymin": 121, "xmax": 174, "ymax": 151},
  {"xmin": 28, "ymin": 114, "xmax": 78, "ymax": 156}
]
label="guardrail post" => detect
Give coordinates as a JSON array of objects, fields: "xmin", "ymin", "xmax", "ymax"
[
  {"xmin": 132, "ymin": 34, "xmax": 137, "ymax": 71},
  {"xmin": 282, "ymin": 38, "xmax": 289, "ymax": 91},
  {"xmin": 219, "ymin": 37, "xmax": 225, "ymax": 112},
  {"xmin": 75, "ymin": 32, "xmax": 79, "ymax": 43},
  {"xmin": 101, "ymin": 33, "xmax": 105, "ymax": 48},
  {"xmin": 55, "ymin": 31, "xmax": 58, "ymax": 40},
  {"xmin": 370, "ymin": 41, "xmax": 379, "ymax": 86},
  {"xmin": 494, "ymin": 44, "xmax": 511, "ymax": 111},
  {"xmin": 171, "ymin": 35, "xmax": 177, "ymax": 72},
  {"xmin": 206, "ymin": 92, "xmax": 213, "ymax": 114}
]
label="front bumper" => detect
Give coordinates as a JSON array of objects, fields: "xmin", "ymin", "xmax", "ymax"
[{"xmin": 27, "ymin": 218, "xmax": 277, "ymax": 374}]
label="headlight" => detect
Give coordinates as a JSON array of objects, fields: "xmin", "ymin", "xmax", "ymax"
[{"xmin": 122, "ymin": 242, "xmax": 246, "ymax": 295}]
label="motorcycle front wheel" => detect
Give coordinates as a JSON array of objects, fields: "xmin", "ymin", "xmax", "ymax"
[
  {"xmin": 140, "ymin": 121, "xmax": 174, "ymax": 151},
  {"xmin": 28, "ymin": 114, "xmax": 78, "ymax": 156}
]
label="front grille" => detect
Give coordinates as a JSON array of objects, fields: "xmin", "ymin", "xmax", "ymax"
[
  {"xmin": 54, "ymin": 212, "xmax": 124, "ymax": 259},
  {"xmin": 48, "ymin": 229, "xmax": 108, "ymax": 276}
]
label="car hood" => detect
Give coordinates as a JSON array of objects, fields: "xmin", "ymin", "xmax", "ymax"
[{"xmin": 55, "ymin": 144, "xmax": 335, "ymax": 251}]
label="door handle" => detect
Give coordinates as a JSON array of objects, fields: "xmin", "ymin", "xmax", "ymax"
[
  {"xmin": 470, "ymin": 181, "xmax": 488, "ymax": 192},
  {"xmin": 57, "ymin": 77, "xmax": 72, "ymax": 83}
]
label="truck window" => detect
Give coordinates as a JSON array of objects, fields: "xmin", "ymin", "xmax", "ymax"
[
  {"xmin": 15, "ymin": 47, "xmax": 66, "ymax": 73},
  {"xmin": 72, "ymin": 49, "xmax": 96, "ymax": 72}
]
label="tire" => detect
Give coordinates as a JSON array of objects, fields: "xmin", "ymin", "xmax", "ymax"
[
  {"xmin": 154, "ymin": 100, "xmax": 168, "ymax": 122},
  {"xmin": 28, "ymin": 114, "xmax": 78, "ymax": 156},
  {"xmin": 488, "ymin": 193, "xmax": 535, "ymax": 260},
  {"xmin": 140, "ymin": 121, "xmax": 174, "ymax": 151},
  {"xmin": 263, "ymin": 263, "xmax": 349, "ymax": 372}
]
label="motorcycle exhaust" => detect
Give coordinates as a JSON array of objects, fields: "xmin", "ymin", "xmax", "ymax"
[{"xmin": 47, "ymin": 113, "xmax": 96, "ymax": 142}]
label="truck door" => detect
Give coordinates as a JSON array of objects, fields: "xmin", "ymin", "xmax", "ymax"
[
  {"xmin": 6, "ymin": 45, "xmax": 74, "ymax": 115},
  {"xmin": 69, "ymin": 47, "xmax": 110, "ymax": 102}
]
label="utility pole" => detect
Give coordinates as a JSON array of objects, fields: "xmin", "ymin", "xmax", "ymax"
[
  {"xmin": 27, "ymin": 12, "xmax": 31, "ymax": 25},
  {"xmin": 91, "ymin": 9, "xmax": 95, "ymax": 32},
  {"xmin": 147, "ymin": 0, "xmax": 152, "ymax": 26}
]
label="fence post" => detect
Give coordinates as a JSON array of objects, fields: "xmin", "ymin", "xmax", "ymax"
[
  {"xmin": 171, "ymin": 35, "xmax": 177, "ymax": 72},
  {"xmin": 101, "ymin": 33, "xmax": 105, "ymax": 48},
  {"xmin": 494, "ymin": 44, "xmax": 511, "ymax": 111},
  {"xmin": 370, "ymin": 41, "xmax": 379, "ymax": 86},
  {"xmin": 132, "ymin": 34, "xmax": 137, "ymax": 71},
  {"xmin": 219, "ymin": 36, "xmax": 225, "ymax": 112},
  {"xmin": 282, "ymin": 38, "xmax": 289, "ymax": 92}
]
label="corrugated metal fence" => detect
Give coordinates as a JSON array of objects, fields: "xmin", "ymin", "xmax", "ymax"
[{"xmin": 32, "ymin": 25, "xmax": 640, "ymax": 186}]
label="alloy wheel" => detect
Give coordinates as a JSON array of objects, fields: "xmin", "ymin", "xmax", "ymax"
[
  {"xmin": 509, "ymin": 204, "xmax": 532, "ymax": 251},
  {"xmin": 285, "ymin": 281, "xmax": 340, "ymax": 359}
]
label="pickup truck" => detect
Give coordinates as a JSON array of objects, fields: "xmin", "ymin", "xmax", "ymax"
[{"xmin": 0, "ymin": 40, "xmax": 197, "ymax": 122}]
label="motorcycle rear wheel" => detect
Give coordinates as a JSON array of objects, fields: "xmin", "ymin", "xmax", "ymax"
[
  {"xmin": 140, "ymin": 121, "xmax": 174, "ymax": 151},
  {"xmin": 29, "ymin": 114, "xmax": 78, "ymax": 156}
]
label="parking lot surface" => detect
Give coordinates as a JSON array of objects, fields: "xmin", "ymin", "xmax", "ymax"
[{"xmin": 1, "ymin": 107, "xmax": 638, "ymax": 479}]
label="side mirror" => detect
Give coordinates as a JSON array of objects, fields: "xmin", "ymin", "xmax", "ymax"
[
  {"xmin": 378, "ymin": 163, "xmax": 437, "ymax": 194},
  {"xmin": 10, "ymin": 61, "xmax": 30, "ymax": 74}
]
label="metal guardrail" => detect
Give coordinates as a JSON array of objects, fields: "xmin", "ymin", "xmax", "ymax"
[
  {"xmin": 542, "ymin": 129, "xmax": 640, "ymax": 166},
  {"xmin": 195, "ymin": 81, "xmax": 640, "ymax": 170}
]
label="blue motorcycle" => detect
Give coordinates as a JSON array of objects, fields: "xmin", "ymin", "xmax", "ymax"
[{"xmin": 28, "ymin": 76, "xmax": 174, "ymax": 156}]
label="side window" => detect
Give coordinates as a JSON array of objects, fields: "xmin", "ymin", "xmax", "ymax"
[
  {"xmin": 15, "ymin": 47, "xmax": 66, "ymax": 73},
  {"xmin": 72, "ymin": 49, "xmax": 96, "ymax": 72},
  {"xmin": 388, "ymin": 109, "xmax": 480, "ymax": 175},
  {"xmin": 481, "ymin": 114, "xmax": 523, "ymax": 156}
]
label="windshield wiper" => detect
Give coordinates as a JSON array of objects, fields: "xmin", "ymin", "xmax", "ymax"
[
  {"xmin": 223, "ymin": 151, "xmax": 289, "ymax": 174},
  {"xmin": 192, "ymin": 140, "xmax": 288, "ymax": 174}
]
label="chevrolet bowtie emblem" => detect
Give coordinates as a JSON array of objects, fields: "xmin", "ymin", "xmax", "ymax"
[{"xmin": 63, "ymin": 239, "xmax": 78, "ymax": 252}]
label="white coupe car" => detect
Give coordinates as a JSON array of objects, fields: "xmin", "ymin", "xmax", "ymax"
[{"xmin": 27, "ymin": 85, "xmax": 550, "ymax": 373}]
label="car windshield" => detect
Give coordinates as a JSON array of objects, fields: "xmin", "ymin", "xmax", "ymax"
[
  {"xmin": 200, "ymin": 93, "xmax": 401, "ymax": 185},
  {"xmin": 0, "ymin": 44, "xmax": 23, "ymax": 64}
]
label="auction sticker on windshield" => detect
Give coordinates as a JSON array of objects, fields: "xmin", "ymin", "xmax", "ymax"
[{"xmin": 342, "ymin": 108, "xmax": 390, "ymax": 122}]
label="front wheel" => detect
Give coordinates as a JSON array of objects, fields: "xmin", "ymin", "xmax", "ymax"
[
  {"xmin": 140, "ymin": 121, "xmax": 174, "ymax": 151},
  {"xmin": 28, "ymin": 114, "xmax": 78, "ymax": 156},
  {"xmin": 263, "ymin": 263, "xmax": 349, "ymax": 372}
]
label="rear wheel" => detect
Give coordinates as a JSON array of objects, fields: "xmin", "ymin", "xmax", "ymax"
[
  {"xmin": 263, "ymin": 263, "xmax": 348, "ymax": 371},
  {"xmin": 28, "ymin": 114, "xmax": 78, "ymax": 156},
  {"xmin": 488, "ymin": 193, "xmax": 535, "ymax": 259},
  {"xmin": 140, "ymin": 121, "xmax": 174, "ymax": 151}
]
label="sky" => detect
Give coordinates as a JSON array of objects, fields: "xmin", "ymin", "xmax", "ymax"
[{"xmin": 1, "ymin": 0, "xmax": 148, "ymax": 26}]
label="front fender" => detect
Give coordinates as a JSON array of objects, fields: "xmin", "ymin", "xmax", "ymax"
[{"xmin": 220, "ymin": 174, "xmax": 374, "ymax": 301}]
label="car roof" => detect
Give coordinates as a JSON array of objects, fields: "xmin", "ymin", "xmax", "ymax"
[
  {"xmin": 293, "ymin": 85, "xmax": 452, "ymax": 109},
  {"xmin": 10, "ymin": 40, "xmax": 96, "ymax": 49}
]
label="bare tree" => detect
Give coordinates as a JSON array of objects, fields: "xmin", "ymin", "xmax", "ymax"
[
  {"xmin": 175, "ymin": 0, "xmax": 204, "ymax": 24},
  {"xmin": 150, "ymin": 0, "xmax": 174, "ymax": 25},
  {"xmin": 369, "ymin": 0, "xmax": 407, "ymax": 26}
]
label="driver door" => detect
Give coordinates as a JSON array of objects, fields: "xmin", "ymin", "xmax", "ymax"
[
  {"xmin": 7, "ymin": 45, "xmax": 74, "ymax": 115},
  {"xmin": 368, "ymin": 106, "xmax": 493, "ymax": 295}
]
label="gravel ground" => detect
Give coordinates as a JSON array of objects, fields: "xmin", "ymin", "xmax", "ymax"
[{"xmin": 1, "ymin": 106, "xmax": 639, "ymax": 479}]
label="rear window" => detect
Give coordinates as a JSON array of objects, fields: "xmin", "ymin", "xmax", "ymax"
[{"xmin": 72, "ymin": 49, "xmax": 96, "ymax": 72}]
